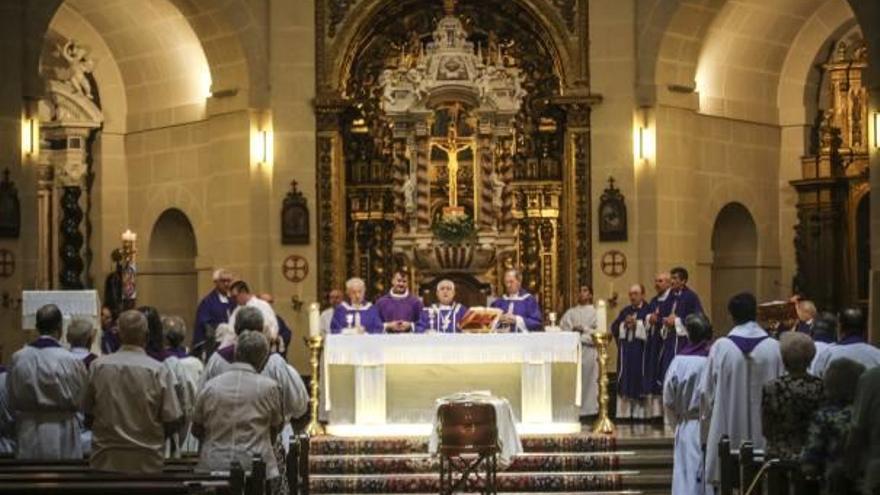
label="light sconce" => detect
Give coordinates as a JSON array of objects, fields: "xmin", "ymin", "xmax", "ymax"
[
  {"xmin": 633, "ymin": 110, "xmax": 654, "ymax": 165},
  {"xmin": 874, "ymin": 112, "xmax": 879, "ymax": 149},
  {"xmin": 252, "ymin": 128, "xmax": 273, "ymax": 166},
  {"xmin": 21, "ymin": 116, "xmax": 39, "ymax": 158}
]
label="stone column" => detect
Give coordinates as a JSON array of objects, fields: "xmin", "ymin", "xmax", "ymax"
[
  {"xmin": 42, "ymin": 126, "xmax": 96, "ymax": 290},
  {"xmin": 414, "ymin": 122, "xmax": 431, "ymax": 230}
]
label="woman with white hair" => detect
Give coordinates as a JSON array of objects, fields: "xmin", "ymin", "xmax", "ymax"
[{"xmin": 329, "ymin": 277, "xmax": 383, "ymax": 334}]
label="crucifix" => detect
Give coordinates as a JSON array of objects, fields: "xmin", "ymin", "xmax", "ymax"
[{"xmin": 431, "ymin": 123, "xmax": 472, "ymax": 210}]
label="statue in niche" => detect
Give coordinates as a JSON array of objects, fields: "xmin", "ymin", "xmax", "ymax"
[
  {"xmin": 491, "ymin": 169, "xmax": 505, "ymax": 211},
  {"xmin": 402, "ymin": 172, "xmax": 416, "ymax": 213},
  {"xmin": 57, "ymin": 40, "xmax": 95, "ymax": 100}
]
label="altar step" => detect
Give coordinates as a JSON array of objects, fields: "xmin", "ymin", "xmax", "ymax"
[{"xmin": 308, "ymin": 431, "xmax": 674, "ymax": 494}]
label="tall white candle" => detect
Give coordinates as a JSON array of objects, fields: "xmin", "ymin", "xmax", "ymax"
[
  {"xmin": 309, "ymin": 302, "xmax": 321, "ymax": 337},
  {"xmin": 596, "ymin": 299, "xmax": 608, "ymax": 334}
]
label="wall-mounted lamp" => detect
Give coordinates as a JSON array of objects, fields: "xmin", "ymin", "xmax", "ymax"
[
  {"xmin": 874, "ymin": 112, "xmax": 879, "ymax": 149},
  {"xmin": 633, "ymin": 110, "xmax": 654, "ymax": 165},
  {"xmin": 21, "ymin": 116, "xmax": 39, "ymax": 158},
  {"xmin": 252, "ymin": 128, "xmax": 273, "ymax": 166}
]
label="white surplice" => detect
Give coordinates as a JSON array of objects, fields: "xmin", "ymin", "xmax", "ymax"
[
  {"xmin": 0, "ymin": 371, "xmax": 16, "ymax": 454},
  {"xmin": 808, "ymin": 341, "xmax": 831, "ymax": 376},
  {"xmin": 164, "ymin": 355, "xmax": 204, "ymax": 455},
  {"xmin": 701, "ymin": 322, "xmax": 783, "ymax": 492},
  {"xmin": 810, "ymin": 340, "xmax": 880, "ymax": 378},
  {"xmin": 7, "ymin": 342, "xmax": 87, "ymax": 459},
  {"xmin": 202, "ymin": 351, "xmax": 308, "ymax": 422},
  {"xmin": 560, "ymin": 304, "xmax": 598, "ymax": 415},
  {"xmin": 663, "ymin": 354, "xmax": 707, "ymax": 495}
]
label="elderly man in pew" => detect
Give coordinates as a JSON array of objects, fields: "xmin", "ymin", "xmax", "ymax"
[
  {"xmin": 84, "ymin": 310, "xmax": 182, "ymax": 473},
  {"xmin": 0, "ymin": 364, "xmax": 13, "ymax": 455},
  {"xmin": 194, "ymin": 330, "xmax": 284, "ymax": 491},
  {"xmin": 7, "ymin": 304, "xmax": 88, "ymax": 460}
]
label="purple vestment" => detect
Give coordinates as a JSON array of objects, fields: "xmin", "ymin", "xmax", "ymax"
[
  {"xmin": 490, "ymin": 290, "xmax": 544, "ymax": 332},
  {"xmin": 330, "ymin": 302, "xmax": 384, "ymax": 334},
  {"xmin": 194, "ymin": 290, "xmax": 234, "ymax": 347},
  {"xmin": 611, "ymin": 302, "xmax": 653, "ymax": 400},
  {"xmin": 655, "ymin": 286, "xmax": 704, "ymax": 392},
  {"xmin": 415, "ymin": 303, "xmax": 469, "ymax": 333},
  {"xmin": 375, "ymin": 291, "xmax": 424, "ymax": 330}
]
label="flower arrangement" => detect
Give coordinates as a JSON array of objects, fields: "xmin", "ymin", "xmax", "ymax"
[{"xmin": 432, "ymin": 213, "xmax": 476, "ymax": 243}]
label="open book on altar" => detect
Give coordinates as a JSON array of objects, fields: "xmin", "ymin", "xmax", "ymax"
[
  {"xmin": 757, "ymin": 300, "xmax": 797, "ymax": 330},
  {"xmin": 459, "ymin": 307, "xmax": 503, "ymax": 332}
]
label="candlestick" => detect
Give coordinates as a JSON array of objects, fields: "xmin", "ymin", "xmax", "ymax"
[
  {"xmin": 121, "ymin": 229, "xmax": 137, "ymax": 242},
  {"xmin": 596, "ymin": 299, "xmax": 608, "ymax": 333},
  {"xmin": 549, "ymin": 311, "xmax": 557, "ymax": 327},
  {"xmin": 305, "ymin": 335, "xmax": 325, "ymax": 436},
  {"xmin": 309, "ymin": 303, "xmax": 321, "ymax": 337},
  {"xmin": 591, "ymin": 330, "xmax": 615, "ymax": 435}
]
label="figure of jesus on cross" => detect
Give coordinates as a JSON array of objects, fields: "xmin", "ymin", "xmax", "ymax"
[{"xmin": 432, "ymin": 122, "xmax": 472, "ymax": 212}]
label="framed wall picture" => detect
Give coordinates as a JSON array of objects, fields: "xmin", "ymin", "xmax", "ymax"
[
  {"xmin": 282, "ymin": 180, "xmax": 310, "ymax": 245},
  {"xmin": 598, "ymin": 177, "xmax": 627, "ymax": 242},
  {"xmin": 0, "ymin": 169, "xmax": 21, "ymax": 239}
]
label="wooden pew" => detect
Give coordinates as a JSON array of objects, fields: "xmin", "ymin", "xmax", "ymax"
[
  {"xmin": 717, "ymin": 435, "xmax": 820, "ymax": 495},
  {"xmin": 0, "ymin": 457, "xmax": 263, "ymax": 495}
]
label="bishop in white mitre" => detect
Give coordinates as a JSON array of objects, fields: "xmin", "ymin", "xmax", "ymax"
[
  {"xmin": 701, "ymin": 293, "xmax": 783, "ymax": 494},
  {"xmin": 559, "ymin": 286, "xmax": 598, "ymax": 416}
]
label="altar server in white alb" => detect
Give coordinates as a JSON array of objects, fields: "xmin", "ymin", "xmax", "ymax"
[
  {"xmin": 701, "ymin": 292, "xmax": 783, "ymax": 494},
  {"xmin": 7, "ymin": 304, "xmax": 87, "ymax": 459},
  {"xmin": 491, "ymin": 269, "xmax": 543, "ymax": 332},
  {"xmin": 416, "ymin": 280, "xmax": 468, "ymax": 333},
  {"xmin": 559, "ymin": 285, "xmax": 598, "ymax": 415},
  {"xmin": 229, "ymin": 280, "xmax": 279, "ymax": 344},
  {"xmin": 319, "ymin": 289, "xmax": 344, "ymax": 334},
  {"xmin": 811, "ymin": 307, "xmax": 880, "ymax": 378},
  {"xmin": 664, "ymin": 313, "xmax": 712, "ymax": 495}
]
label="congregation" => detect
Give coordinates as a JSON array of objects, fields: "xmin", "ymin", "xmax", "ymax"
[{"xmin": 3, "ymin": 263, "xmax": 880, "ymax": 495}]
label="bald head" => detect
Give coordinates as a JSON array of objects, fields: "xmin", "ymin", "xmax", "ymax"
[
  {"xmin": 118, "ymin": 310, "xmax": 148, "ymax": 347},
  {"xmin": 654, "ymin": 272, "xmax": 671, "ymax": 294},
  {"xmin": 628, "ymin": 284, "xmax": 645, "ymax": 305},
  {"xmin": 36, "ymin": 304, "xmax": 63, "ymax": 337}
]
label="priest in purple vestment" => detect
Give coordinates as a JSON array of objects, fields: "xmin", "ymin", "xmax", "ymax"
[
  {"xmin": 645, "ymin": 273, "xmax": 672, "ymax": 403},
  {"xmin": 193, "ymin": 269, "xmax": 234, "ymax": 350},
  {"xmin": 375, "ymin": 271, "xmax": 424, "ymax": 333},
  {"xmin": 330, "ymin": 277, "xmax": 383, "ymax": 334},
  {"xmin": 490, "ymin": 269, "xmax": 543, "ymax": 332},
  {"xmin": 654, "ymin": 267, "xmax": 704, "ymax": 397},
  {"xmin": 611, "ymin": 284, "xmax": 653, "ymax": 419},
  {"xmin": 416, "ymin": 280, "xmax": 468, "ymax": 333}
]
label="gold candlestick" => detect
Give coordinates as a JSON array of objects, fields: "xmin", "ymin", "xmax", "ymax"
[
  {"xmin": 305, "ymin": 334, "xmax": 325, "ymax": 436},
  {"xmin": 590, "ymin": 330, "xmax": 615, "ymax": 435}
]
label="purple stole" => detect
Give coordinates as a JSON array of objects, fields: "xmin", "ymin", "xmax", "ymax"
[
  {"xmin": 330, "ymin": 302, "xmax": 384, "ymax": 334},
  {"xmin": 490, "ymin": 290, "xmax": 543, "ymax": 331},
  {"xmin": 167, "ymin": 347, "xmax": 189, "ymax": 359},
  {"xmin": 679, "ymin": 340, "xmax": 711, "ymax": 357},
  {"xmin": 416, "ymin": 303, "xmax": 468, "ymax": 333},
  {"xmin": 375, "ymin": 291, "xmax": 424, "ymax": 326},
  {"xmin": 29, "ymin": 336, "xmax": 62, "ymax": 349},
  {"xmin": 611, "ymin": 302, "xmax": 652, "ymax": 399},
  {"xmin": 82, "ymin": 353, "xmax": 98, "ymax": 369},
  {"xmin": 217, "ymin": 344, "xmax": 236, "ymax": 363},
  {"xmin": 101, "ymin": 327, "xmax": 120, "ymax": 355},
  {"xmin": 646, "ymin": 291, "xmax": 672, "ymax": 394},
  {"xmin": 727, "ymin": 335, "xmax": 769, "ymax": 356}
]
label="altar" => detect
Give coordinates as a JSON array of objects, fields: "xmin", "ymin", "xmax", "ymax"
[{"xmin": 322, "ymin": 332, "xmax": 582, "ymax": 436}]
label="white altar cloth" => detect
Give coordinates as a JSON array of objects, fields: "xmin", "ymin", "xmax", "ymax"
[{"xmin": 323, "ymin": 332, "xmax": 581, "ymax": 434}]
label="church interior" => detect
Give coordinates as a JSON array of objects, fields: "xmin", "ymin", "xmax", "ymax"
[{"xmin": 0, "ymin": 0, "xmax": 879, "ymax": 494}]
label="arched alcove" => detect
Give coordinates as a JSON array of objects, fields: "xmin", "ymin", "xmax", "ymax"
[
  {"xmin": 141, "ymin": 208, "xmax": 198, "ymax": 337},
  {"xmin": 710, "ymin": 202, "xmax": 758, "ymax": 332}
]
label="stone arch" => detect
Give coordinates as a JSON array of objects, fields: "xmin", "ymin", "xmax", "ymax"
[
  {"xmin": 142, "ymin": 207, "xmax": 199, "ymax": 332},
  {"xmin": 777, "ymin": 0, "xmax": 858, "ymax": 126},
  {"xmin": 326, "ymin": 0, "xmax": 574, "ymax": 93},
  {"xmin": 694, "ymin": 0, "xmax": 844, "ymax": 123},
  {"xmin": 26, "ymin": 0, "xmax": 260, "ymax": 127},
  {"xmin": 710, "ymin": 202, "xmax": 758, "ymax": 331},
  {"xmin": 640, "ymin": 0, "xmax": 726, "ymax": 105}
]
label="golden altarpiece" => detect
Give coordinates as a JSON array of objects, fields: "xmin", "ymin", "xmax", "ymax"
[
  {"xmin": 792, "ymin": 38, "xmax": 871, "ymax": 311},
  {"xmin": 314, "ymin": 0, "xmax": 599, "ymax": 311}
]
